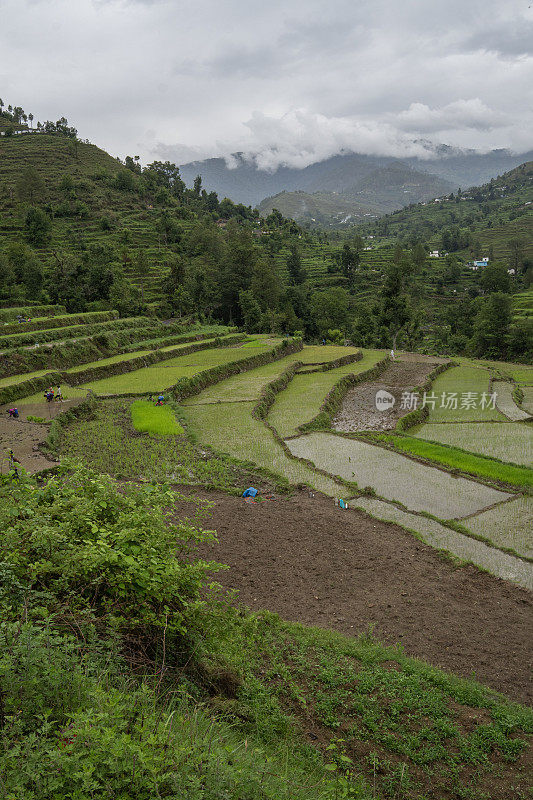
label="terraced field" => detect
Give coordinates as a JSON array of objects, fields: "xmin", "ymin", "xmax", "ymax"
[
  {"xmin": 268, "ymin": 350, "xmax": 384, "ymax": 437},
  {"xmin": 412, "ymin": 422, "xmax": 532, "ymax": 467},
  {"xmin": 286, "ymin": 432, "xmax": 512, "ymax": 519},
  {"xmin": 425, "ymin": 366, "xmax": 506, "ymax": 422},
  {"xmin": 465, "ymin": 496, "xmax": 533, "ymax": 560},
  {"xmin": 492, "ymin": 381, "xmax": 531, "ymax": 421},
  {"xmin": 3, "ymin": 319, "xmax": 532, "ymax": 589}
]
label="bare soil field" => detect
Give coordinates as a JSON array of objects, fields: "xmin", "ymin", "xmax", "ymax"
[
  {"xmin": 176, "ymin": 488, "xmax": 533, "ymax": 706},
  {"xmin": 0, "ymin": 398, "xmax": 83, "ymax": 473},
  {"xmin": 333, "ymin": 359, "xmax": 441, "ymax": 431}
]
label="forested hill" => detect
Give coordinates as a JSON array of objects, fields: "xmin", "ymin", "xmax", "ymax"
[
  {"xmin": 361, "ymin": 161, "xmax": 533, "ymax": 265},
  {"xmin": 257, "ymin": 162, "xmax": 455, "ymax": 227},
  {"xmin": 0, "ymin": 105, "xmax": 530, "ymax": 363}
]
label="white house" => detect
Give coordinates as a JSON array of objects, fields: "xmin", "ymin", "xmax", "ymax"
[{"xmin": 429, "ymin": 250, "xmax": 440, "ymax": 258}]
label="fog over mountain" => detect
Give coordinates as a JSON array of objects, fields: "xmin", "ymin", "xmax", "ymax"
[{"xmin": 178, "ymin": 148, "xmax": 533, "ymax": 208}]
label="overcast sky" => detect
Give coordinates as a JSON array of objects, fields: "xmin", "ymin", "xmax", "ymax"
[{"xmin": 1, "ymin": 0, "xmax": 532, "ymax": 170}]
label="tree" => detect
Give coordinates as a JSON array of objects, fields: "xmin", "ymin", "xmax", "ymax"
[
  {"xmin": 251, "ymin": 258, "xmax": 280, "ymax": 311},
  {"xmin": 480, "ymin": 263, "xmax": 510, "ymax": 294},
  {"xmin": 16, "ymin": 166, "xmax": 45, "ymax": 204},
  {"xmin": 24, "ymin": 207, "xmax": 51, "ymax": 247},
  {"xmin": 469, "ymin": 293, "xmax": 512, "ymax": 359},
  {"xmin": 376, "ymin": 262, "xmax": 411, "ymax": 348},
  {"xmin": 411, "ymin": 242, "xmax": 427, "ymax": 271},
  {"xmin": 193, "ymin": 175, "xmax": 202, "ymax": 196},
  {"xmin": 286, "ymin": 245, "xmax": 305, "ymax": 284},
  {"xmin": 310, "ymin": 287, "xmax": 349, "ymax": 335},
  {"xmin": 220, "ymin": 223, "xmax": 255, "ymax": 323},
  {"xmin": 508, "ymin": 239, "xmax": 525, "ymax": 273},
  {"xmin": 340, "ymin": 242, "xmax": 359, "ymax": 281},
  {"xmin": 239, "ymin": 289, "xmax": 262, "ymax": 332}
]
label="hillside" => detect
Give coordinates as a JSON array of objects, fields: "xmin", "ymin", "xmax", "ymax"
[
  {"xmin": 258, "ymin": 162, "xmax": 455, "ymax": 227},
  {"xmin": 0, "ymin": 116, "xmax": 530, "ymax": 365},
  {"xmin": 179, "ymin": 148, "xmax": 533, "ymax": 208},
  {"xmin": 361, "ymin": 160, "xmax": 533, "ymax": 264}
]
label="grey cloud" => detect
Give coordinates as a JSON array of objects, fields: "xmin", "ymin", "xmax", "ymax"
[{"xmin": 1, "ymin": 0, "xmax": 532, "ymax": 169}]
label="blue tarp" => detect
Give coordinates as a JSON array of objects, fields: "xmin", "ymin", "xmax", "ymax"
[{"xmin": 242, "ymin": 487, "xmax": 258, "ymax": 498}]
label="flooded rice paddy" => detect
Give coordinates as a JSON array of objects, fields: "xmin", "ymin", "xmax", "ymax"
[
  {"xmin": 492, "ymin": 381, "xmax": 531, "ymax": 422},
  {"xmin": 464, "ymin": 495, "xmax": 533, "ymax": 559},
  {"xmin": 413, "ymin": 422, "xmax": 532, "ymax": 467},
  {"xmin": 286, "ymin": 432, "xmax": 512, "ymax": 519}
]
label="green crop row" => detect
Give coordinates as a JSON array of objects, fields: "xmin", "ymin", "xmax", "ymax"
[
  {"xmin": 0, "ymin": 314, "xmax": 152, "ymax": 349},
  {"xmin": 0, "ymin": 304, "xmax": 66, "ymax": 323},
  {"xmin": 365, "ymin": 432, "xmax": 533, "ymax": 491},
  {"xmin": 0, "ymin": 320, "xmax": 185, "ymax": 377},
  {"xmin": 67, "ymin": 334, "xmax": 245, "ymax": 386},
  {"xmin": 0, "ymin": 309, "xmax": 119, "ymax": 335},
  {"xmin": 171, "ymin": 338, "xmax": 304, "ymax": 403}
]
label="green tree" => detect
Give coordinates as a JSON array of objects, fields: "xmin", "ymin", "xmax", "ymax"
[
  {"xmin": 470, "ymin": 292, "xmax": 512, "ymax": 359},
  {"xmin": 239, "ymin": 289, "xmax": 262, "ymax": 332},
  {"xmin": 16, "ymin": 166, "xmax": 45, "ymax": 204},
  {"xmin": 310, "ymin": 287, "xmax": 349, "ymax": 335},
  {"xmin": 480, "ymin": 263, "xmax": 511, "ymax": 294},
  {"xmin": 286, "ymin": 245, "xmax": 305, "ymax": 284},
  {"xmin": 24, "ymin": 207, "xmax": 51, "ymax": 247}
]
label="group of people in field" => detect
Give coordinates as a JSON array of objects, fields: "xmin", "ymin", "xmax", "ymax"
[{"xmin": 44, "ymin": 386, "xmax": 63, "ymax": 402}]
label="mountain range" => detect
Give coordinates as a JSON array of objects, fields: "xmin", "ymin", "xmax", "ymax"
[{"xmin": 179, "ymin": 147, "xmax": 533, "ymax": 226}]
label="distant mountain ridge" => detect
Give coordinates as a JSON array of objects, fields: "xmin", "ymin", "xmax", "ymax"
[
  {"xmin": 257, "ymin": 162, "xmax": 456, "ymax": 226},
  {"xmin": 179, "ymin": 148, "xmax": 533, "ymax": 213}
]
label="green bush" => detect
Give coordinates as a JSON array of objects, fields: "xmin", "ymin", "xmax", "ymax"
[{"xmin": 0, "ymin": 464, "xmax": 220, "ymax": 637}]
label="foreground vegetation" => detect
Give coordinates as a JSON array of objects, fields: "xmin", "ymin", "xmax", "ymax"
[{"xmin": 1, "ymin": 465, "xmax": 531, "ymax": 800}]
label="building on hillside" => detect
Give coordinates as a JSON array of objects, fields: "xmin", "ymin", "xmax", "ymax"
[
  {"xmin": 473, "ymin": 258, "xmax": 489, "ymax": 268},
  {"xmin": 508, "ymin": 268, "xmax": 516, "ymax": 275},
  {"xmin": 429, "ymin": 250, "xmax": 440, "ymax": 258}
]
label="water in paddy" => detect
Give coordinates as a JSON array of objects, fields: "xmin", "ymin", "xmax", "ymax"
[{"xmin": 286, "ymin": 432, "xmax": 512, "ymax": 519}]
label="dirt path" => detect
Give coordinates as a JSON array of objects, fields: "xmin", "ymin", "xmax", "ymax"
[
  {"xmin": 0, "ymin": 399, "xmax": 83, "ymax": 474},
  {"xmin": 333, "ymin": 358, "xmax": 442, "ymax": 431},
  {"xmin": 175, "ymin": 488, "xmax": 532, "ymax": 705}
]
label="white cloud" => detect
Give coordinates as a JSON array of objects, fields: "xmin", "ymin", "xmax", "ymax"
[{"xmin": 0, "ymin": 0, "xmax": 531, "ymax": 169}]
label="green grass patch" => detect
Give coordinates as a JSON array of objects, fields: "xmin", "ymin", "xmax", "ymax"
[
  {"xmin": 56, "ymin": 399, "xmax": 249, "ymax": 489},
  {"xmin": 370, "ymin": 432, "xmax": 533, "ymax": 489},
  {"xmin": 205, "ymin": 610, "xmax": 533, "ymax": 800},
  {"xmin": 131, "ymin": 400, "xmax": 184, "ymax": 435}
]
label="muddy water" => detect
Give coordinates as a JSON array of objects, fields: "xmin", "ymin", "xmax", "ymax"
[
  {"xmin": 287, "ymin": 432, "xmax": 512, "ymax": 519},
  {"xmin": 333, "ymin": 359, "xmax": 441, "ymax": 432},
  {"xmin": 352, "ymin": 496, "xmax": 533, "ymax": 591}
]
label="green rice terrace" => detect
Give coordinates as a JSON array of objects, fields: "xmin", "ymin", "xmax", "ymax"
[{"xmin": 1, "ymin": 304, "xmax": 532, "ymax": 800}]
